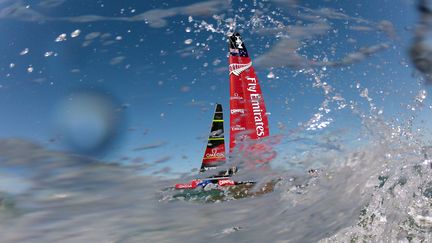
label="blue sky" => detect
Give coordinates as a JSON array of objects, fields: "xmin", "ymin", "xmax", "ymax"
[{"xmin": 0, "ymin": 0, "xmax": 430, "ymax": 174}]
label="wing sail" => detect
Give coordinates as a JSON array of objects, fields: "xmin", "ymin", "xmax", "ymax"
[
  {"xmin": 200, "ymin": 104, "xmax": 227, "ymax": 171},
  {"xmin": 228, "ymin": 32, "xmax": 270, "ymax": 151}
]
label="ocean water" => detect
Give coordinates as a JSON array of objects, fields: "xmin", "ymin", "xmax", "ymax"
[
  {"xmin": 0, "ymin": 115, "xmax": 431, "ymax": 242},
  {"xmin": 1, "ymin": 0, "xmax": 432, "ymax": 242}
]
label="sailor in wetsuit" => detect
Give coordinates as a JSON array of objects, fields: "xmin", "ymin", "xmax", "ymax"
[{"xmin": 213, "ymin": 166, "xmax": 238, "ymax": 178}]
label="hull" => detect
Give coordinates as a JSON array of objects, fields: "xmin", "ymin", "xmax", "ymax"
[{"xmin": 171, "ymin": 180, "xmax": 278, "ymax": 202}]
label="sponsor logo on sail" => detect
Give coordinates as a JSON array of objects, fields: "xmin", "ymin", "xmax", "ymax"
[
  {"xmin": 231, "ymin": 126, "xmax": 246, "ymax": 131},
  {"xmin": 210, "ymin": 129, "xmax": 223, "ymax": 137},
  {"xmin": 229, "ymin": 62, "xmax": 252, "ymax": 76},
  {"xmin": 230, "ymin": 96, "xmax": 243, "ymax": 100},
  {"xmin": 235, "ymin": 36, "xmax": 244, "ymax": 49},
  {"xmin": 246, "ymin": 77, "xmax": 266, "ymax": 137},
  {"xmin": 205, "ymin": 148, "xmax": 225, "ymax": 159},
  {"xmin": 230, "ymin": 109, "xmax": 245, "ymax": 114}
]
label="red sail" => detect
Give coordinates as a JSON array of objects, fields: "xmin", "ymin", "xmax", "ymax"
[
  {"xmin": 228, "ymin": 33, "xmax": 270, "ymax": 152},
  {"xmin": 201, "ymin": 104, "xmax": 226, "ymax": 171}
]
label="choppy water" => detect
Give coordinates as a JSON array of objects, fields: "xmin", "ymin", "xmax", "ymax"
[{"xmin": 0, "ymin": 116, "xmax": 431, "ymax": 243}]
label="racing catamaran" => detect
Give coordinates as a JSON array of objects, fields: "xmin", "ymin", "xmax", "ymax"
[
  {"xmin": 174, "ymin": 32, "xmax": 274, "ymax": 191},
  {"xmin": 175, "ymin": 103, "xmax": 240, "ymax": 189}
]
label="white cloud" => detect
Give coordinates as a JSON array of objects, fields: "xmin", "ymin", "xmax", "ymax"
[
  {"xmin": 38, "ymin": 0, "xmax": 67, "ymax": 8},
  {"xmin": 255, "ymin": 39, "xmax": 309, "ymax": 69},
  {"xmin": 0, "ymin": 1, "xmax": 46, "ymax": 22},
  {"xmin": 255, "ymin": 39, "xmax": 389, "ymax": 69},
  {"xmin": 254, "ymin": 22, "xmax": 331, "ymax": 69},
  {"xmin": 253, "ymin": 4, "xmax": 392, "ymax": 70},
  {"xmin": 0, "ymin": 0, "xmax": 229, "ymax": 28},
  {"xmin": 324, "ymin": 43, "xmax": 390, "ymax": 67},
  {"xmin": 255, "ymin": 22, "xmax": 331, "ymax": 39}
]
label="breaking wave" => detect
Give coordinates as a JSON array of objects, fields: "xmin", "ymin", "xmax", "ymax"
[{"xmin": 1, "ymin": 106, "xmax": 431, "ymax": 243}]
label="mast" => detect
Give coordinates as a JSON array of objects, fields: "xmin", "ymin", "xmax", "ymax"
[
  {"xmin": 228, "ymin": 32, "xmax": 270, "ymax": 152},
  {"xmin": 200, "ymin": 104, "xmax": 227, "ymax": 171}
]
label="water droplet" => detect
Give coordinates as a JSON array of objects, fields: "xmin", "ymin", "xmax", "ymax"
[
  {"xmin": 267, "ymin": 71, "xmax": 275, "ymax": 79},
  {"xmin": 20, "ymin": 48, "xmax": 29, "ymax": 56},
  {"xmin": 415, "ymin": 89, "xmax": 427, "ymax": 103},
  {"xmin": 85, "ymin": 32, "xmax": 101, "ymax": 40},
  {"xmin": 55, "ymin": 33, "xmax": 67, "ymax": 42},
  {"xmin": 212, "ymin": 59, "xmax": 221, "ymax": 66},
  {"xmin": 44, "ymin": 51, "xmax": 54, "ymax": 57},
  {"xmin": 180, "ymin": 86, "xmax": 191, "ymax": 92},
  {"xmin": 27, "ymin": 66, "xmax": 34, "ymax": 73},
  {"xmin": 71, "ymin": 29, "xmax": 81, "ymax": 38},
  {"xmin": 184, "ymin": 39, "xmax": 193, "ymax": 45},
  {"xmin": 185, "ymin": 27, "xmax": 191, "ymax": 33},
  {"xmin": 360, "ymin": 88, "xmax": 369, "ymax": 98}
]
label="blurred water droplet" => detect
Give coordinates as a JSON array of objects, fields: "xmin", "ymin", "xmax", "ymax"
[
  {"xmin": 410, "ymin": 0, "xmax": 432, "ymax": 82},
  {"xmin": 44, "ymin": 51, "xmax": 54, "ymax": 57},
  {"xmin": 180, "ymin": 86, "xmax": 191, "ymax": 92},
  {"xmin": 267, "ymin": 71, "xmax": 275, "ymax": 79},
  {"xmin": 71, "ymin": 29, "xmax": 81, "ymax": 38},
  {"xmin": 54, "ymin": 91, "xmax": 124, "ymax": 154},
  {"xmin": 55, "ymin": 33, "xmax": 67, "ymax": 42},
  {"xmin": 19, "ymin": 48, "xmax": 29, "ymax": 56},
  {"xmin": 184, "ymin": 39, "xmax": 193, "ymax": 45},
  {"xmin": 212, "ymin": 59, "xmax": 221, "ymax": 66},
  {"xmin": 85, "ymin": 32, "xmax": 101, "ymax": 40}
]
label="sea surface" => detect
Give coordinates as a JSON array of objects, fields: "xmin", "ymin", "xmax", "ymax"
[{"xmin": 0, "ymin": 120, "xmax": 431, "ymax": 242}]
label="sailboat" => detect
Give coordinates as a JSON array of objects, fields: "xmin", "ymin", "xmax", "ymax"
[
  {"xmin": 174, "ymin": 103, "xmax": 252, "ymax": 190},
  {"xmin": 174, "ymin": 32, "xmax": 276, "ymax": 192}
]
